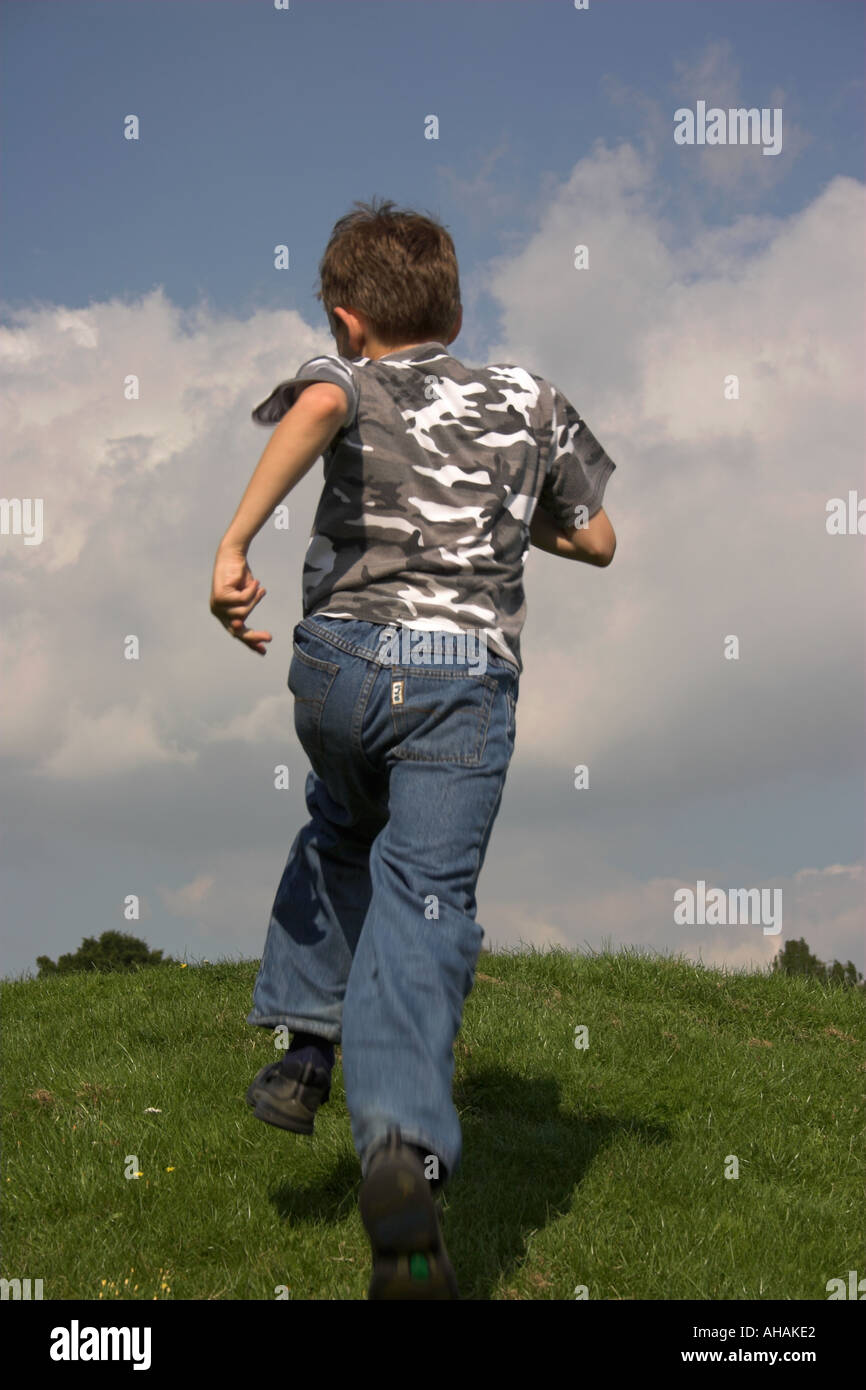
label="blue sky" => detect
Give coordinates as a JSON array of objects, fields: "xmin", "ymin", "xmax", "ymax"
[
  {"xmin": 3, "ymin": 0, "xmax": 863, "ymax": 337},
  {"xmin": 1, "ymin": 0, "xmax": 864, "ymax": 980}
]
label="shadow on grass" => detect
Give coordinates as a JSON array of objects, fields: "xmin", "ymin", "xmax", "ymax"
[
  {"xmin": 264, "ymin": 1063, "xmax": 671, "ymax": 1299},
  {"xmin": 451, "ymin": 1064, "xmax": 671, "ymax": 1298}
]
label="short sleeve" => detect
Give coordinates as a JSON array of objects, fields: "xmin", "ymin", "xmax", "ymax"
[
  {"xmin": 251, "ymin": 354, "xmax": 358, "ymax": 429},
  {"xmin": 537, "ymin": 381, "xmax": 616, "ymax": 528}
]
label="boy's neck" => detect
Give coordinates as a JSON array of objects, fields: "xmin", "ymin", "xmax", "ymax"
[
  {"xmin": 333, "ymin": 307, "xmax": 461, "ymax": 361},
  {"xmin": 372, "ymin": 341, "xmax": 442, "ymax": 360},
  {"xmin": 342, "ymin": 335, "xmax": 443, "ymax": 362}
]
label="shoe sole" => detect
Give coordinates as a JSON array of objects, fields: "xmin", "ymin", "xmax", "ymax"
[{"xmin": 359, "ymin": 1145, "xmax": 459, "ymax": 1300}]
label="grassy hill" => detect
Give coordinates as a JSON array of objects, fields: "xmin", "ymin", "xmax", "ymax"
[{"xmin": 2, "ymin": 946, "xmax": 863, "ymax": 1300}]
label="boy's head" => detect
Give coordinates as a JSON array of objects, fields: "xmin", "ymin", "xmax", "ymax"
[{"xmin": 315, "ymin": 197, "xmax": 462, "ymax": 358}]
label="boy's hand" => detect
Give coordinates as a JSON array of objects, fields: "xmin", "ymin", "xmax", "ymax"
[{"xmin": 210, "ymin": 543, "xmax": 272, "ymax": 655}]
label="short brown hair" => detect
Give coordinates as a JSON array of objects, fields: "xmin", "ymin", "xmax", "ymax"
[{"xmin": 315, "ymin": 197, "xmax": 461, "ymax": 349}]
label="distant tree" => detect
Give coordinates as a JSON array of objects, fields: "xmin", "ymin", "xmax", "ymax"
[
  {"xmin": 772, "ymin": 937, "xmax": 826, "ymax": 981},
  {"xmin": 825, "ymin": 958, "xmax": 864, "ymax": 990},
  {"xmin": 36, "ymin": 931, "xmax": 175, "ymax": 976},
  {"xmin": 772, "ymin": 937, "xmax": 864, "ymax": 989}
]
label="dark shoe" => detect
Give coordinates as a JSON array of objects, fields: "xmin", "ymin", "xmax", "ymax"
[
  {"xmin": 358, "ymin": 1127, "xmax": 459, "ymax": 1300},
  {"xmin": 246, "ymin": 1057, "xmax": 331, "ymax": 1135}
]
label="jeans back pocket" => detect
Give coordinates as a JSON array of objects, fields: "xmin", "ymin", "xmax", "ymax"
[
  {"xmin": 389, "ymin": 668, "xmax": 497, "ymax": 765},
  {"xmin": 288, "ymin": 639, "xmax": 341, "ymax": 756}
]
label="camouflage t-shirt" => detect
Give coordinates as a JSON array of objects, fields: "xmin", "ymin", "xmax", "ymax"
[{"xmin": 251, "ymin": 341, "xmax": 616, "ymax": 673}]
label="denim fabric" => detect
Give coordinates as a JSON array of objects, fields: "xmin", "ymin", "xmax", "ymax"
[{"xmin": 247, "ymin": 614, "xmax": 518, "ymax": 1184}]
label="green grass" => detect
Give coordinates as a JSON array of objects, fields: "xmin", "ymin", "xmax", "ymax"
[{"xmin": 2, "ymin": 947, "xmax": 863, "ymax": 1300}]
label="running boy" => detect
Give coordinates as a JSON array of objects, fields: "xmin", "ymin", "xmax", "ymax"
[{"xmin": 210, "ymin": 198, "xmax": 616, "ymax": 1299}]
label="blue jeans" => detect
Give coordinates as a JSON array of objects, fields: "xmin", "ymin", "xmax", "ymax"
[{"xmin": 247, "ymin": 614, "xmax": 518, "ymax": 1185}]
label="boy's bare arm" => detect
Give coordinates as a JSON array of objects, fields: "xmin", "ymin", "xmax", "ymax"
[
  {"xmin": 529, "ymin": 504, "xmax": 616, "ymax": 566},
  {"xmin": 219, "ymin": 382, "xmax": 348, "ymax": 553},
  {"xmin": 209, "ymin": 382, "xmax": 348, "ymax": 656}
]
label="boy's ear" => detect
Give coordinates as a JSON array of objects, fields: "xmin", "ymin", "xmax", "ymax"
[{"xmin": 332, "ymin": 305, "xmax": 361, "ymax": 357}]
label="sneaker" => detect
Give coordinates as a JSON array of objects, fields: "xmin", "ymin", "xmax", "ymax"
[
  {"xmin": 358, "ymin": 1127, "xmax": 459, "ymax": 1300},
  {"xmin": 246, "ymin": 1057, "xmax": 331, "ymax": 1135}
]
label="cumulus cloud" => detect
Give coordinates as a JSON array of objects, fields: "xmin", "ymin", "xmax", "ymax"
[
  {"xmin": 2, "ymin": 127, "xmax": 862, "ymax": 974},
  {"xmin": 205, "ymin": 694, "xmax": 292, "ymax": 745},
  {"xmin": 485, "ymin": 146, "xmax": 863, "ymax": 805},
  {"xmin": 667, "ymin": 38, "xmax": 812, "ymax": 196},
  {"xmin": 34, "ymin": 697, "xmax": 197, "ymax": 780},
  {"xmin": 1, "ymin": 291, "xmax": 327, "ymax": 778},
  {"xmin": 160, "ymin": 874, "xmax": 215, "ymax": 919},
  {"xmin": 485, "ymin": 862, "xmax": 864, "ymax": 975}
]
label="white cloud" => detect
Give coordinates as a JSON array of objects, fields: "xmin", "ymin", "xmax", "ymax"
[
  {"xmin": 483, "ymin": 144, "xmax": 863, "ymax": 800},
  {"xmin": 485, "ymin": 862, "xmax": 864, "ymax": 976},
  {"xmin": 667, "ymin": 38, "xmax": 812, "ymax": 195},
  {"xmin": 160, "ymin": 874, "xmax": 215, "ymax": 919},
  {"xmin": 33, "ymin": 697, "xmax": 196, "ymax": 779},
  {"xmin": 5, "ymin": 152, "xmax": 861, "ymax": 795},
  {"xmin": 206, "ymin": 694, "xmax": 291, "ymax": 744},
  {"xmin": 0, "ymin": 292, "xmax": 326, "ymax": 573},
  {"xmin": 1, "ymin": 131, "xmax": 862, "ymax": 974},
  {"xmin": 1, "ymin": 290, "xmax": 328, "ymax": 774}
]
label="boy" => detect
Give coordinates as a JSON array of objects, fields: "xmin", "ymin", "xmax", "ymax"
[{"xmin": 210, "ymin": 198, "xmax": 616, "ymax": 1299}]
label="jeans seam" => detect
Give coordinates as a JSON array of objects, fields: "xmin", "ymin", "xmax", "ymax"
[
  {"xmin": 351, "ymin": 659, "xmax": 381, "ymax": 774},
  {"xmin": 298, "ymin": 616, "xmax": 390, "ymax": 666},
  {"xmin": 472, "ymin": 719, "xmax": 511, "ymax": 890}
]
